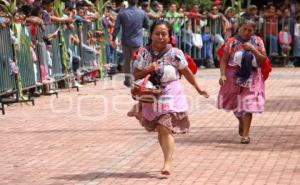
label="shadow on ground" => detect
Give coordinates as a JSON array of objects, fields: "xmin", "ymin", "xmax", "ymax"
[
  {"xmin": 265, "ymin": 96, "xmax": 300, "ymax": 112},
  {"xmin": 4, "ymin": 128, "xmax": 144, "ymax": 134},
  {"xmin": 176, "ymin": 125, "xmax": 300, "ymax": 151},
  {"xmin": 51, "ymin": 171, "xmax": 167, "ymax": 181}
]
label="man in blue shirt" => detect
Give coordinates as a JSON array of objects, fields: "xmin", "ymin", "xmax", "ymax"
[{"xmin": 113, "ymin": 0, "xmax": 149, "ymax": 87}]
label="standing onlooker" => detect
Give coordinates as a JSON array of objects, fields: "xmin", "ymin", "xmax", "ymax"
[
  {"xmin": 280, "ymin": 0, "xmax": 291, "ymax": 12},
  {"xmin": 150, "ymin": 1, "xmax": 163, "ymax": 17},
  {"xmin": 208, "ymin": 5, "xmax": 227, "ymax": 66},
  {"xmin": 224, "ymin": 7, "xmax": 237, "ymax": 40},
  {"xmin": 294, "ymin": 16, "xmax": 300, "ymax": 57},
  {"xmin": 264, "ymin": 4, "xmax": 279, "ymax": 55},
  {"xmin": 187, "ymin": 4, "xmax": 206, "ymax": 33},
  {"xmin": 102, "ymin": 6, "xmax": 115, "ymax": 64},
  {"xmin": 113, "ymin": 0, "xmax": 149, "ymax": 87},
  {"xmin": 213, "ymin": 0, "xmax": 225, "ymax": 13},
  {"xmin": 0, "ymin": 12, "xmax": 9, "ymax": 28},
  {"xmin": 279, "ymin": 8, "xmax": 295, "ymax": 38},
  {"xmin": 201, "ymin": 26, "xmax": 214, "ymax": 68},
  {"xmin": 166, "ymin": 3, "xmax": 181, "ymax": 36},
  {"xmin": 241, "ymin": 5, "xmax": 259, "ymax": 21},
  {"xmin": 141, "ymin": 1, "xmax": 160, "ymax": 27},
  {"xmin": 41, "ymin": 0, "xmax": 71, "ymax": 24}
]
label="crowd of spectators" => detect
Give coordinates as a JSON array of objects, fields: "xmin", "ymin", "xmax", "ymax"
[
  {"xmin": 0, "ymin": 0, "xmax": 106, "ymax": 96},
  {"xmin": 99, "ymin": 0, "xmax": 300, "ymax": 68}
]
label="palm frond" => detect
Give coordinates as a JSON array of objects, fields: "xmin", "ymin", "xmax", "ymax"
[
  {"xmin": 10, "ymin": 0, "xmax": 16, "ymax": 16},
  {"xmin": 53, "ymin": 0, "xmax": 63, "ymax": 17},
  {"xmin": 0, "ymin": 0, "xmax": 10, "ymax": 6},
  {"xmin": 0, "ymin": 4, "xmax": 10, "ymax": 15},
  {"xmin": 0, "ymin": 0, "xmax": 17, "ymax": 17}
]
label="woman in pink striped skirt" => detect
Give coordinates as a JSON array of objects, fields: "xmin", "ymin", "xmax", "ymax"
[
  {"xmin": 217, "ymin": 19, "xmax": 268, "ymax": 144},
  {"xmin": 129, "ymin": 20, "xmax": 209, "ymax": 175}
]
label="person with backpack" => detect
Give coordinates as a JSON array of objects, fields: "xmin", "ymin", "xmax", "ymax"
[{"xmin": 217, "ymin": 19, "xmax": 270, "ymax": 144}]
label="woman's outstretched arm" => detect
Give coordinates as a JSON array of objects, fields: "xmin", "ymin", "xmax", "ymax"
[{"xmin": 179, "ymin": 67, "xmax": 209, "ymax": 98}]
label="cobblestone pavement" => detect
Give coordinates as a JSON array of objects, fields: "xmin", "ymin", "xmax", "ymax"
[{"xmin": 1, "ymin": 68, "xmax": 300, "ymax": 185}]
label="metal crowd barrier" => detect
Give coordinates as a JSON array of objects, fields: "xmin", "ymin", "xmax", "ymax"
[
  {"xmin": 0, "ymin": 27, "xmax": 15, "ymax": 96},
  {"xmin": 17, "ymin": 26, "xmax": 36, "ymax": 90},
  {"xmin": 0, "ymin": 25, "xmax": 35, "ymax": 115}
]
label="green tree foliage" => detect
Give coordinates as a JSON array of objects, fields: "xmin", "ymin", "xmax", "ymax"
[{"xmin": 170, "ymin": 0, "xmax": 212, "ymax": 10}]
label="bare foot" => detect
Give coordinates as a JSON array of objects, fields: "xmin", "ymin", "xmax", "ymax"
[
  {"xmin": 161, "ymin": 164, "xmax": 171, "ymax": 175},
  {"xmin": 161, "ymin": 170, "xmax": 170, "ymax": 175}
]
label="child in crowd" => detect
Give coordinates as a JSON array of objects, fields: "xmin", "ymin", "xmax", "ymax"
[
  {"xmin": 81, "ymin": 31, "xmax": 100, "ymax": 82},
  {"xmin": 278, "ymin": 24, "xmax": 293, "ymax": 67},
  {"xmin": 43, "ymin": 38, "xmax": 53, "ymax": 77},
  {"xmin": 201, "ymin": 26, "xmax": 214, "ymax": 68},
  {"xmin": 41, "ymin": 35, "xmax": 56, "ymax": 94},
  {"xmin": 192, "ymin": 26, "xmax": 203, "ymax": 66},
  {"xmin": 102, "ymin": 7, "xmax": 115, "ymax": 64},
  {"xmin": 30, "ymin": 42, "xmax": 40, "ymax": 84},
  {"xmin": 192, "ymin": 26, "xmax": 203, "ymax": 50}
]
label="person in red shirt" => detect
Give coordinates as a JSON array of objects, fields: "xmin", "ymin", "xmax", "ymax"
[
  {"xmin": 264, "ymin": 4, "xmax": 279, "ymax": 55},
  {"xmin": 187, "ymin": 4, "xmax": 206, "ymax": 32}
]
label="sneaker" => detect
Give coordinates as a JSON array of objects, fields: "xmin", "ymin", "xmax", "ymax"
[
  {"xmin": 207, "ymin": 60, "xmax": 215, "ymax": 68},
  {"xmin": 287, "ymin": 62, "xmax": 295, "ymax": 68},
  {"xmin": 73, "ymin": 81, "xmax": 83, "ymax": 87},
  {"xmin": 48, "ymin": 90, "xmax": 55, "ymax": 94},
  {"xmin": 200, "ymin": 65, "xmax": 205, "ymax": 69},
  {"xmin": 271, "ymin": 52, "xmax": 279, "ymax": 56}
]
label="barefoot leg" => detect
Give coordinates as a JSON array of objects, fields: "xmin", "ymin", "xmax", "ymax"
[
  {"xmin": 156, "ymin": 125, "xmax": 174, "ymax": 175},
  {"xmin": 237, "ymin": 117, "xmax": 244, "ymax": 136}
]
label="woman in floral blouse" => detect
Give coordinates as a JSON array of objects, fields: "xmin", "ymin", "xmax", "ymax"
[
  {"xmin": 217, "ymin": 19, "xmax": 267, "ymax": 144},
  {"xmin": 128, "ymin": 20, "xmax": 208, "ymax": 175}
]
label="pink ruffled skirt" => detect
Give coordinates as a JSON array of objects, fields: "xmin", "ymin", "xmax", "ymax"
[
  {"xmin": 217, "ymin": 66, "xmax": 265, "ymax": 116},
  {"xmin": 128, "ymin": 80, "xmax": 190, "ymax": 134}
]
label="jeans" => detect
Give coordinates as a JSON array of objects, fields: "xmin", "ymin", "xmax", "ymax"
[
  {"xmin": 105, "ymin": 44, "xmax": 114, "ymax": 64},
  {"xmin": 294, "ymin": 36, "xmax": 300, "ymax": 56},
  {"xmin": 266, "ymin": 35, "xmax": 278, "ymax": 54},
  {"xmin": 201, "ymin": 42, "xmax": 213, "ymax": 59}
]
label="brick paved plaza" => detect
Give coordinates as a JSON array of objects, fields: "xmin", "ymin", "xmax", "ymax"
[{"xmin": 0, "ymin": 68, "xmax": 300, "ymax": 185}]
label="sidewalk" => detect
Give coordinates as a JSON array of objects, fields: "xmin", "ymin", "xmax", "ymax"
[{"xmin": 0, "ymin": 68, "xmax": 300, "ymax": 185}]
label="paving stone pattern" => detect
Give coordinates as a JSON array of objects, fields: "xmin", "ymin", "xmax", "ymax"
[{"xmin": 0, "ymin": 68, "xmax": 300, "ymax": 185}]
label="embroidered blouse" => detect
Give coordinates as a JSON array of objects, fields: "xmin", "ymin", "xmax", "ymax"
[
  {"xmin": 133, "ymin": 47, "xmax": 188, "ymax": 83},
  {"xmin": 223, "ymin": 35, "xmax": 265, "ymax": 67}
]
